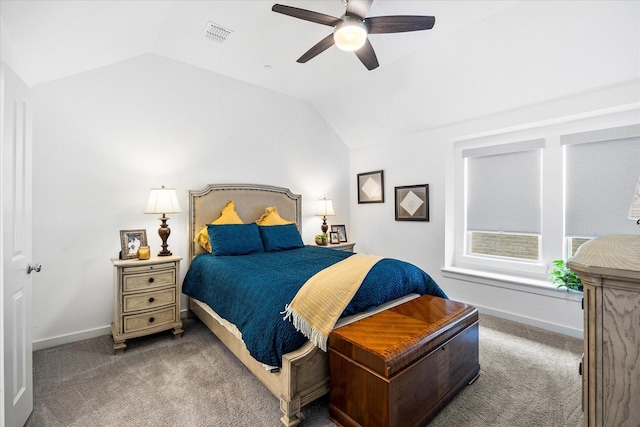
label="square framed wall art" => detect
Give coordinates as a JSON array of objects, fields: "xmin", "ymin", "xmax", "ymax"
[
  {"xmin": 395, "ymin": 184, "xmax": 429, "ymax": 221},
  {"xmin": 357, "ymin": 170, "xmax": 384, "ymax": 203}
]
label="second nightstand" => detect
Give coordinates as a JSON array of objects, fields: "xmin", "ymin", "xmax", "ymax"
[
  {"xmin": 316, "ymin": 242, "xmax": 355, "ymax": 252},
  {"xmin": 111, "ymin": 254, "xmax": 183, "ymax": 354}
]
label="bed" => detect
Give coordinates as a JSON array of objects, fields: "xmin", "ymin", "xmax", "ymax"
[{"xmin": 183, "ymin": 183, "xmax": 447, "ymax": 426}]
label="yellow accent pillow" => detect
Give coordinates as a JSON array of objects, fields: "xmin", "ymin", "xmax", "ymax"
[
  {"xmin": 194, "ymin": 200, "xmax": 244, "ymax": 253},
  {"xmin": 256, "ymin": 206, "xmax": 294, "ymax": 226}
]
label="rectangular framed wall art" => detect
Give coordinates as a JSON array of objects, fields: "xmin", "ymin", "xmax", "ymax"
[
  {"xmin": 357, "ymin": 170, "xmax": 384, "ymax": 203},
  {"xmin": 395, "ymin": 184, "xmax": 429, "ymax": 221}
]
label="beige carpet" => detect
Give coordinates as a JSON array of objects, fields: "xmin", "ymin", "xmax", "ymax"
[{"xmin": 26, "ymin": 314, "xmax": 583, "ymax": 427}]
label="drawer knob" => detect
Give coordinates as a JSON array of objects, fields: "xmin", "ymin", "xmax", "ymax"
[
  {"xmin": 149, "ymin": 317, "xmax": 155, "ymax": 323},
  {"xmin": 148, "ymin": 277, "xmax": 154, "ymax": 283},
  {"xmin": 148, "ymin": 297, "xmax": 155, "ymax": 303}
]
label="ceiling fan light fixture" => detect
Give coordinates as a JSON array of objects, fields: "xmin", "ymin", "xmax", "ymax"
[{"xmin": 333, "ymin": 16, "xmax": 367, "ymax": 51}]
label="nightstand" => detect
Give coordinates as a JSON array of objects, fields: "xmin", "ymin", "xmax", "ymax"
[
  {"xmin": 111, "ymin": 254, "xmax": 183, "ymax": 354},
  {"xmin": 316, "ymin": 242, "xmax": 355, "ymax": 252}
]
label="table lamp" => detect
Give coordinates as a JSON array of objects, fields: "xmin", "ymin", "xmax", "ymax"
[
  {"xmin": 144, "ymin": 186, "xmax": 182, "ymax": 256},
  {"xmin": 316, "ymin": 198, "xmax": 335, "ymax": 233}
]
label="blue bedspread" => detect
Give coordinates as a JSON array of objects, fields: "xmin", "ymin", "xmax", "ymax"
[{"xmin": 182, "ymin": 245, "xmax": 446, "ymax": 367}]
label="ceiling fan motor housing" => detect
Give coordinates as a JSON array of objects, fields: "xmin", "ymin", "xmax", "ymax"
[{"xmin": 334, "ymin": 16, "xmax": 367, "ymax": 51}]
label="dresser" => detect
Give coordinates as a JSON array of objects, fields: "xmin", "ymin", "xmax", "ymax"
[
  {"xmin": 111, "ymin": 254, "xmax": 183, "ymax": 354},
  {"xmin": 567, "ymin": 234, "xmax": 640, "ymax": 427}
]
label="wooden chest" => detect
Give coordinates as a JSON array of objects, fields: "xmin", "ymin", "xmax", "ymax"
[{"xmin": 329, "ymin": 295, "xmax": 480, "ymax": 427}]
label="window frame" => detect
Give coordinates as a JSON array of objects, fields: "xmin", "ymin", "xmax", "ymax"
[{"xmin": 445, "ymin": 103, "xmax": 640, "ymax": 287}]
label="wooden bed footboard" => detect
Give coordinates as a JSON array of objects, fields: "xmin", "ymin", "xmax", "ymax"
[{"xmin": 189, "ymin": 298, "xmax": 329, "ymax": 427}]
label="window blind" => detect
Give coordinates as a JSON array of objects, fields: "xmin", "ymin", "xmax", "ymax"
[{"xmin": 466, "ymin": 146, "xmax": 542, "ymax": 234}]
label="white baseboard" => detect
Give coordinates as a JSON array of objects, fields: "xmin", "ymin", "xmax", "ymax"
[
  {"xmin": 475, "ymin": 304, "xmax": 583, "ymax": 339},
  {"xmin": 32, "ymin": 309, "xmax": 192, "ymax": 351},
  {"xmin": 32, "ymin": 325, "xmax": 111, "ymax": 351}
]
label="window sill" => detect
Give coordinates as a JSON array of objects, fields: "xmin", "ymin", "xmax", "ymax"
[{"xmin": 441, "ymin": 266, "xmax": 583, "ymax": 302}]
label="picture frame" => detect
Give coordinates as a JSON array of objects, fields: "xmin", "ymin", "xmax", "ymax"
[
  {"xmin": 331, "ymin": 224, "xmax": 348, "ymax": 242},
  {"xmin": 357, "ymin": 170, "xmax": 384, "ymax": 203},
  {"xmin": 119, "ymin": 229, "xmax": 148, "ymax": 259},
  {"xmin": 329, "ymin": 231, "xmax": 340, "ymax": 244},
  {"xmin": 395, "ymin": 184, "xmax": 429, "ymax": 221}
]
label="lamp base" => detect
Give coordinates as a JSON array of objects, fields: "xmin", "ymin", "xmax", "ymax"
[
  {"xmin": 158, "ymin": 216, "xmax": 172, "ymax": 257},
  {"xmin": 321, "ymin": 217, "xmax": 328, "ymax": 234}
]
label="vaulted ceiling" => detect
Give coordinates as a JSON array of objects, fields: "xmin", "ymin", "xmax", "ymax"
[{"xmin": 2, "ymin": 1, "xmax": 636, "ymax": 147}]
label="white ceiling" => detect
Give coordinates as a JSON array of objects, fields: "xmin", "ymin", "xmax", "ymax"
[{"xmin": 0, "ymin": 0, "xmax": 517, "ymax": 103}]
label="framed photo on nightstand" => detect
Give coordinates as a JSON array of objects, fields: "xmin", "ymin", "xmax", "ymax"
[
  {"xmin": 329, "ymin": 232, "xmax": 340, "ymax": 244},
  {"xmin": 119, "ymin": 229, "xmax": 148, "ymax": 259},
  {"xmin": 331, "ymin": 224, "xmax": 347, "ymax": 242}
]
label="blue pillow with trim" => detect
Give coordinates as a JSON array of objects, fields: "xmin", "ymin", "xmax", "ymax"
[
  {"xmin": 207, "ymin": 223, "xmax": 264, "ymax": 256},
  {"xmin": 259, "ymin": 224, "xmax": 305, "ymax": 252}
]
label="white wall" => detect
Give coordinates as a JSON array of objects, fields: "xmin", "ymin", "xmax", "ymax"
[
  {"xmin": 346, "ymin": 1, "xmax": 640, "ymax": 337},
  {"xmin": 31, "ymin": 54, "xmax": 350, "ymax": 348}
]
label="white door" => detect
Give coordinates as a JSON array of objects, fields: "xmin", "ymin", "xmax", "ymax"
[{"xmin": 1, "ymin": 63, "xmax": 34, "ymax": 427}]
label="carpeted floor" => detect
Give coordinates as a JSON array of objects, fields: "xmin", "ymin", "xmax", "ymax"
[{"xmin": 26, "ymin": 314, "xmax": 583, "ymax": 427}]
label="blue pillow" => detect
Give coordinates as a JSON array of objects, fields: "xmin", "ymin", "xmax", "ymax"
[
  {"xmin": 259, "ymin": 224, "xmax": 305, "ymax": 252},
  {"xmin": 207, "ymin": 223, "xmax": 264, "ymax": 256}
]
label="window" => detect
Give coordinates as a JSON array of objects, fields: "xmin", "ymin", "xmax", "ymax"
[
  {"xmin": 563, "ymin": 125, "xmax": 640, "ymax": 256},
  {"xmin": 464, "ymin": 140, "xmax": 543, "ymax": 262},
  {"xmin": 447, "ymin": 106, "xmax": 639, "ymax": 284}
]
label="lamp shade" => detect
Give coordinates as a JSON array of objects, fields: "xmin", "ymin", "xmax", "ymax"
[
  {"xmin": 333, "ymin": 16, "xmax": 367, "ymax": 51},
  {"xmin": 316, "ymin": 198, "xmax": 335, "ymax": 217},
  {"xmin": 143, "ymin": 186, "xmax": 182, "ymax": 214}
]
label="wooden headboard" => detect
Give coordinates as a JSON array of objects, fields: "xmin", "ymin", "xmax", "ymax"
[{"xmin": 188, "ymin": 184, "xmax": 302, "ymax": 260}]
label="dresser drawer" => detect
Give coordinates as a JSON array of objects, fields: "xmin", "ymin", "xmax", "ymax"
[
  {"xmin": 123, "ymin": 269, "xmax": 176, "ymax": 292},
  {"xmin": 123, "ymin": 288, "xmax": 176, "ymax": 313},
  {"xmin": 123, "ymin": 306, "xmax": 178, "ymax": 334}
]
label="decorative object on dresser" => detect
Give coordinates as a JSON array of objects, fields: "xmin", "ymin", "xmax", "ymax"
[
  {"xmin": 395, "ymin": 184, "xmax": 429, "ymax": 221},
  {"xmin": 111, "ymin": 254, "xmax": 183, "ymax": 354},
  {"xmin": 329, "ymin": 231, "xmax": 340, "ymax": 244},
  {"xmin": 329, "ymin": 294, "xmax": 480, "ymax": 427},
  {"xmin": 357, "ymin": 170, "xmax": 384, "ymax": 203},
  {"xmin": 330, "ymin": 224, "xmax": 347, "ymax": 242},
  {"xmin": 315, "ymin": 197, "xmax": 334, "ymax": 233},
  {"xmin": 119, "ymin": 229, "xmax": 148, "ymax": 260},
  {"xmin": 629, "ymin": 176, "xmax": 640, "ymax": 226},
  {"xmin": 143, "ymin": 185, "xmax": 182, "ymax": 256},
  {"xmin": 567, "ymin": 234, "xmax": 640, "ymax": 427}
]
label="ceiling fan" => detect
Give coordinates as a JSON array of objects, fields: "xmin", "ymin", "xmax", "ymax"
[{"xmin": 272, "ymin": 0, "xmax": 435, "ymax": 70}]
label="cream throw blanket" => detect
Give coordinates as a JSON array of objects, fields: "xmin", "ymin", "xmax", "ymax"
[{"xmin": 282, "ymin": 253, "xmax": 382, "ymax": 351}]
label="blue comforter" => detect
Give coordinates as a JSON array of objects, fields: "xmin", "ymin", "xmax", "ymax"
[{"xmin": 182, "ymin": 245, "xmax": 446, "ymax": 367}]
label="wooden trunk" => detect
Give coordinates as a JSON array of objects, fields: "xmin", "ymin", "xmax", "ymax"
[{"xmin": 329, "ymin": 295, "xmax": 480, "ymax": 427}]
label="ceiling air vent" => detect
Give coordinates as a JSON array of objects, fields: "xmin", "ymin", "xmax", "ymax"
[{"xmin": 201, "ymin": 21, "xmax": 233, "ymax": 43}]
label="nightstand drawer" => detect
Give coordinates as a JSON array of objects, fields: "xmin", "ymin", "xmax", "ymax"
[
  {"xmin": 123, "ymin": 269, "xmax": 176, "ymax": 292},
  {"xmin": 123, "ymin": 288, "xmax": 176, "ymax": 313},
  {"xmin": 123, "ymin": 306, "xmax": 178, "ymax": 334},
  {"xmin": 122, "ymin": 262, "xmax": 176, "ymax": 274}
]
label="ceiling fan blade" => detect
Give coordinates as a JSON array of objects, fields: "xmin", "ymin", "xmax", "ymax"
[
  {"xmin": 297, "ymin": 34, "xmax": 336, "ymax": 63},
  {"xmin": 354, "ymin": 39, "xmax": 379, "ymax": 70},
  {"xmin": 272, "ymin": 4, "xmax": 341, "ymax": 27},
  {"xmin": 345, "ymin": 0, "xmax": 373, "ymax": 20},
  {"xmin": 366, "ymin": 16, "xmax": 435, "ymax": 34}
]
